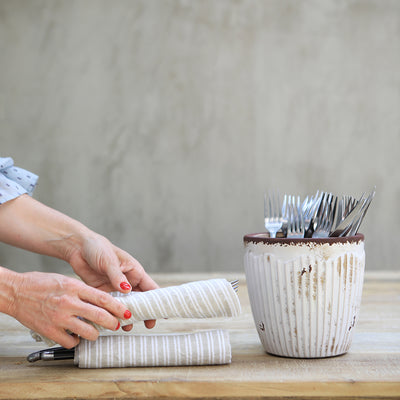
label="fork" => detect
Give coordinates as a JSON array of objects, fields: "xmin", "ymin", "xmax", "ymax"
[
  {"xmin": 312, "ymin": 193, "xmax": 338, "ymax": 238},
  {"xmin": 264, "ymin": 191, "xmax": 283, "ymax": 238},
  {"xmin": 331, "ymin": 194, "xmax": 357, "ymax": 233},
  {"xmin": 330, "ymin": 188, "xmax": 375, "ymax": 237},
  {"xmin": 302, "ymin": 191, "xmax": 321, "ymax": 236},
  {"xmin": 348, "ymin": 190, "xmax": 375, "ymax": 236},
  {"xmin": 286, "ymin": 195, "xmax": 305, "ymax": 238},
  {"xmin": 304, "ymin": 192, "xmax": 324, "ymax": 238}
]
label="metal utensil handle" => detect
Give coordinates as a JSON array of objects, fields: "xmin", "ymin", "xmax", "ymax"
[{"xmin": 27, "ymin": 346, "xmax": 75, "ymax": 362}]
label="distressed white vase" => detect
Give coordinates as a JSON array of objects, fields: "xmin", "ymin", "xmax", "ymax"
[{"xmin": 244, "ymin": 233, "xmax": 365, "ymax": 358}]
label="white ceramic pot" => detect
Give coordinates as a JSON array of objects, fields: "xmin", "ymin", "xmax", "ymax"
[{"xmin": 244, "ymin": 233, "xmax": 365, "ymax": 358}]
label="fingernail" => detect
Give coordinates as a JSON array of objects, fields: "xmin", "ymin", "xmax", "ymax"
[
  {"xmin": 120, "ymin": 282, "xmax": 131, "ymax": 291},
  {"xmin": 115, "ymin": 322, "xmax": 120, "ymax": 330},
  {"xmin": 124, "ymin": 310, "xmax": 132, "ymax": 319}
]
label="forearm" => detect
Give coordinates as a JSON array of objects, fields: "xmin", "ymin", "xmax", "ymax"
[
  {"xmin": 0, "ymin": 266, "xmax": 19, "ymax": 316},
  {"xmin": 0, "ymin": 194, "xmax": 93, "ymax": 262}
]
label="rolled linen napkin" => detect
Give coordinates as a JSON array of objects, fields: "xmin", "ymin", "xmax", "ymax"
[
  {"xmin": 31, "ymin": 278, "xmax": 241, "ymax": 345},
  {"xmin": 75, "ymin": 330, "xmax": 231, "ymax": 368},
  {"xmin": 103, "ymin": 278, "xmax": 241, "ymax": 330}
]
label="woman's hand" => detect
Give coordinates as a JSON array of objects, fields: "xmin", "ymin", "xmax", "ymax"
[
  {"xmin": 66, "ymin": 233, "xmax": 159, "ymax": 330},
  {"xmin": 0, "ymin": 195, "xmax": 159, "ymax": 331},
  {"xmin": 4, "ymin": 270, "xmax": 131, "ymax": 349}
]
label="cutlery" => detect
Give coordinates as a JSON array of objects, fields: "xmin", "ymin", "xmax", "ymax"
[
  {"xmin": 264, "ymin": 191, "xmax": 283, "ymax": 238},
  {"xmin": 265, "ymin": 188, "xmax": 375, "ymax": 239},
  {"xmin": 329, "ymin": 188, "xmax": 375, "ymax": 237}
]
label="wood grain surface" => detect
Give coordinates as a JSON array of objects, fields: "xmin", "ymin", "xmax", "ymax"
[{"xmin": 0, "ymin": 272, "xmax": 399, "ymax": 399}]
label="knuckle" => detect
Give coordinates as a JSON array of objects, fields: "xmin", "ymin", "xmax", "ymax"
[
  {"xmin": 113, "ymin": 302, "xmax": 127, "ymax": 319},
  {"xmin": 57, "ymin": 275, "xmax": 75, "ymax": 291},
  {"xmin": 93, "ymin": 308, "xmax": 107, "ymax": 324},
  {"xmin": 42, "ymin": 325, "xmax": 58, "ymax": 340},
  {"xmin": 89, "ymin": 307, "xmax": 117, "ymax": 331},
  {"xmin": 57, "ymin": 294, "xmax": 73, "ymax": 309},
  {"xmin": 68, "ymin": 279, "xmax": 81, "ymax": 291},
  {"xmin": 97, "ymin": 293, "xmax": 124, "ymax": 318},
  {"xmin": 51, "ymin": 313, "xmax": 64, "ymax": 326},
  {"xmin": 97, "ymin": 292, "xmax": 112, "ymax": 308},
  {"xmin": 129, "ymin": 264, "xmax": 145, "ymax": 287}
]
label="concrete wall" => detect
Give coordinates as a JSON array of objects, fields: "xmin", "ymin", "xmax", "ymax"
[{"xmin": 0, "ymin": 0, "xmax": 399, "ymax": 274}]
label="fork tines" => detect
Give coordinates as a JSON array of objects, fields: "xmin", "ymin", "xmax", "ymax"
[
  {"xmin": 286, "ymin": 195, "xmax": 305, "ymax": 238},
  {"xmin": 230, "ymin": 279, "xmax": 239, "ymax": 293},
  {"xmin": 264, "ymin": 190, "xmax": 283, "ymax": 238},
  {"xmin": 264, "ymin": 188, "xmax": 375, "ymax": 239}
]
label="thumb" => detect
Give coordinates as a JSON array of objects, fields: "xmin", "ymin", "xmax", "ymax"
[
  {"xmin": 109, "ymin": 267, "xmax": 131, "ymax": 293},
  {"xmin": 101, "ymin": 251, "xmax": 131, "ymax": 293}
]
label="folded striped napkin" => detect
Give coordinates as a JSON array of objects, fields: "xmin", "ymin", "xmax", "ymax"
[{"xmin": 75, "ymin": 330, "xmax": 231, "ymax": 368}]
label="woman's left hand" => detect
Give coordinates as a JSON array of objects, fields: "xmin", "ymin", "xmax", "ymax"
[{"xmin": 67, "ymin": 233, "xmax": 159, "ymax": 330}]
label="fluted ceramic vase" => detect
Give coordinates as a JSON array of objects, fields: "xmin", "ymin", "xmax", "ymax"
[{"xmin": 244, "ymin": 233, "xmax": 365, "ymax": 358}]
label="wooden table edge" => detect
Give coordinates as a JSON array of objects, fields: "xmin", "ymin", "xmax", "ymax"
[{"xmin": 0, "ymin": 380, "xmax": 399, "ymax": 399}]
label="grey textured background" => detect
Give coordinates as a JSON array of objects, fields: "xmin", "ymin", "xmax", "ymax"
[{"xmin": 0, "ymin": 0, "xmax": 399, "ymax": 274}]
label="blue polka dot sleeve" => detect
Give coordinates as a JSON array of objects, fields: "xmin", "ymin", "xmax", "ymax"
[{"xmin": 0, "ymin": 157, "xmax": 39, "ymax": 205}]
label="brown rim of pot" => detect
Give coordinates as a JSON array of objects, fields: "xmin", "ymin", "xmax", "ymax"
[{"xmin": 243, "ymin": 233, "xmax": 364, "ymax": 245}]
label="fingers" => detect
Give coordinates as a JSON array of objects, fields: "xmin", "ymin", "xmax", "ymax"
[
  {"xmin": 46, "ymin": 298, "xmax": 127, "ymax": 347},
  {"xmin": 39, "ymin": 326, "xmax": 80, "ymax": 349},
  {"xmin": 144, "ymin": 319, "xmax": 156, "ymax": 329},
  {"xmin": 78, "ymin": 238, "xmax": 159, "ymax": 332},
  {"xmin": 80, "ymin": 286, "xmax": 157, "ymax": 331},
  {"xmin": 83, "ymin": 238, "xmax": 158, "ymax": 294},
  {"xmin": 77, "ymin": 302, "xmax": 121, "ymax": 332},
  {"xmin": 124, "ymin": 261, "xmax": 159, "ymax": 292},
  {"xmin": 78, "ymin": 285, "xmax": 130, "ymax": 323},
  {"xmin": 122, "ymin": 324, "xmax": 133, "ymax": 332},
  {"xmin": 61, "ymin": 333, "xmax": 80, "ymax": 349},
  {"xmin": 110, "ymin": 249, "xmax": 158, "ymax": 329},
  {"xmin": 135, "ymin": 270, "xmax": 159, "ymax": 292},
  {"xmin": 98, "ymin": 246, "xmax": 132, "ymax": 294},
  {"xmin": 46, "ymin": 296, "xmax": 123, "ymax": 347},
  {"xmin": 113, "ymin": 246, "xmax": 159, "ymax": 292},
  {"xmin": 67, "ymin": 317, "xmax": 100, "ymax": 341},
  {"xmin": 42, "ymin": 317, "xmax": 102, "ymax": 349},
  {"xmin": 80, "ymin": 284, "xmax": 157, "ymax": 331}
]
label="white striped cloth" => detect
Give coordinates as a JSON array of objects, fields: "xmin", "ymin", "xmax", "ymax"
[
  {"xmin": 74, "ymin": 330, "xmax": 231, "ymax": 368},
  {"xmin": 93, "ymin": 278, "xmax": 241, "ymax": 331},
  {"xmin": 31, "ymin": 278, "xmax": 241, "ymax": 346}
]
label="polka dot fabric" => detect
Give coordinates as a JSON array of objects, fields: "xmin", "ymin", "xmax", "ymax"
[{"xmin": 0, "ymin": 157, "xmax": 38, "ymax": 205}]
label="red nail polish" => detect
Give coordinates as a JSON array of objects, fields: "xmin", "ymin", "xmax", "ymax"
[
  {"xmin": 116, "ymin": 322, "xmax": 120, "ymax": 330},
  {"xmin": 120, "ymin": 282, "xmax": 131, "ymax": 291},
  {"xmin": 124, "ymin": 310, "xmax": 132, "ymax": 319}
]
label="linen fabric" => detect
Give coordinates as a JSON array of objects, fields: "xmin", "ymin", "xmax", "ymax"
[
  {"xmin": 94, "ymin": 278, "xmax": 241, "ymax": 331},
  {"xmin": 0, "ymin": 157, "xmax": 38, "ymax": 204},
  {"xmin": 74, "ymin": 330, "xmax": 231, "ymax": 368},
  {"xmin": 31, "ymin": 278, "xmax": 241, "ymax": 350}
]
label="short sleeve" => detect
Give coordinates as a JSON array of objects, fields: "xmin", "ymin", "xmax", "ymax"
[{"xmin": 0, "ymin": 157, "xmax": 39, "ymax": 205}]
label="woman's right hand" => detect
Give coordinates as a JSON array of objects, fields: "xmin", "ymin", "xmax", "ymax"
[{"xmin": 4, "ymin": 270, "xmax": 131, "ymax": 348}]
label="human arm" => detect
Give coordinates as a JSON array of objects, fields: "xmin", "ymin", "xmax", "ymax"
[
  {"xmin": 0, "ymin": 194, "xmax": 158, "ymax": 337},
  {"xmin": 0, "ymin": 194, "xmax": 157, "ymax": 297}
]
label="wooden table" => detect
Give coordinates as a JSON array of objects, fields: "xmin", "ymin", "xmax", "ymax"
[{"xmin": 0, "ymin": 272, "xmax": 399, "ymax": 399}]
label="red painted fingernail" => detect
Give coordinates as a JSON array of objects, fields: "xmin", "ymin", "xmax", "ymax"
[
  {"xmin": 124, "ymin": 310, "xmax": 132, "ymax": 319},
  {"xmin": 115, "ymin": 322, "xmax": 120, "ymax": 330},
  {"xmin": 120, "ymin": 282, "xmax": 131, "ymax": 291}
]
